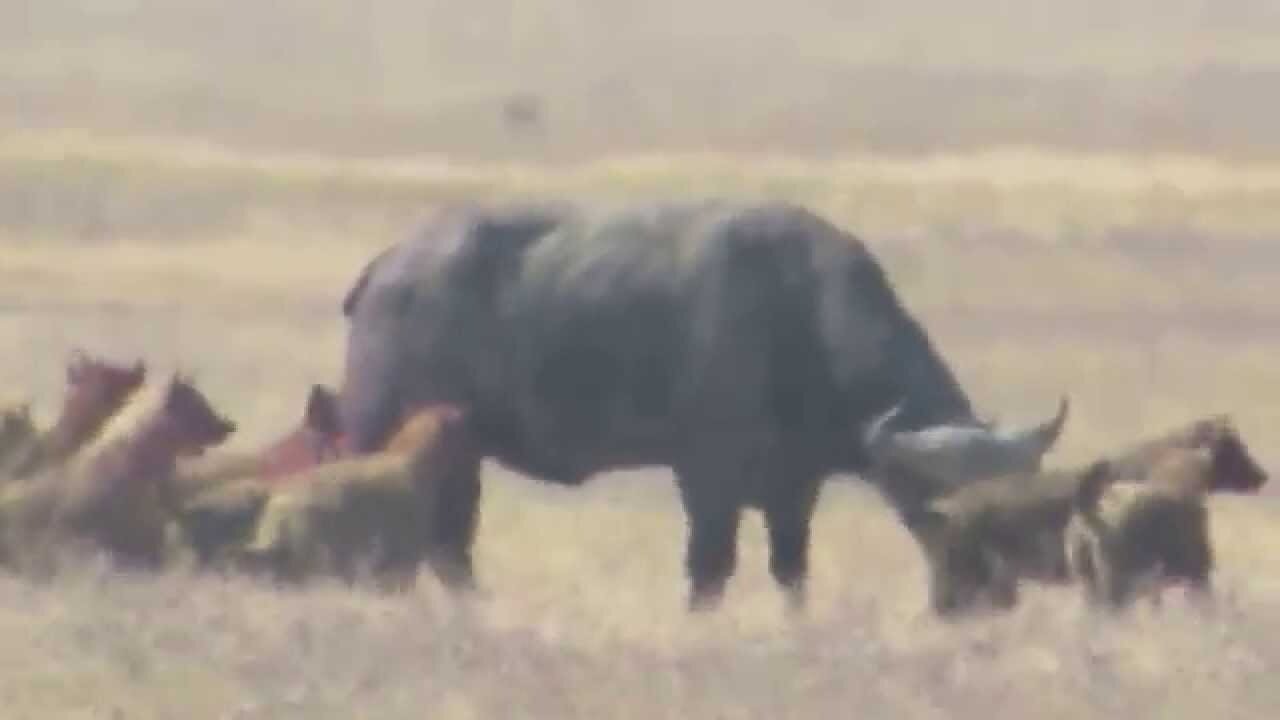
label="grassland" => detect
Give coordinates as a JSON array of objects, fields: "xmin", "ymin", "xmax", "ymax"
[
  {"xmin": 3, "ymin": 129, "xmax": 1280, "ymax": 718},
  {"xmin": 5, "ymin": 0, "xmax": 1280, "ymax": 716}
]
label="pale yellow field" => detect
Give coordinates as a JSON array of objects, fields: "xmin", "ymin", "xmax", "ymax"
[
  {"xmin": 5, "ymin": 0, "xmax": 1280, "ymax": 716},
  {"xmin": 2, "ymin": 132, "xmax": 1280, "ymax": 718}
]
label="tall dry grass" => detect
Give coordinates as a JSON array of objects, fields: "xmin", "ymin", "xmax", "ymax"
[
  {"xmin": 0, "ymin": 129, "xmax": 1279, "ymax": 716},
  {"xmin": 0, "ymin": 475, "xmax": 1278, "ymax": 719},
  {"xmin": 3, "ymin": 1, "xmax": 1280, "ymax": 711}
]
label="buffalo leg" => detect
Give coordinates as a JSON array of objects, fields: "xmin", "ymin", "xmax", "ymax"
[
  {"xmin": 675, "ymin": 471, "xmax": 742, "ymax": 612},
  {"xmin": 762, "ymin": 473, "xmax": 822, "ymax": 614}
]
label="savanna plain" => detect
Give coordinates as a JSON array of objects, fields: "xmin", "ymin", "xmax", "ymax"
[{"xmin": 4, "ymin": 1, "xmax": 1280, "ymax": 717}]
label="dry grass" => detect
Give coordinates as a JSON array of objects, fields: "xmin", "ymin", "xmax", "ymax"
[
  {"xmin": 5, "ymin": 1, "xmax": 1280, "ymax": 708},
  {"xmin": 1, "ymin": 136, "xmax": 1279, "ymax": 716},
  {"xmin": 1, "ymin": 477, "xmax": 1279, "ymax": 719}
]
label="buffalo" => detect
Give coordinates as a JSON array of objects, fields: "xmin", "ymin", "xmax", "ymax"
[{"xmin": 336, "ymin": 199, "xmax": 1069, "ymax": 611}]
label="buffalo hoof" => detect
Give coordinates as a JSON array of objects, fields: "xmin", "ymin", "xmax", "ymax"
[
  {"xmin": 427, "ymin": 555, "xmax": 478, "ymax": 594},
  {"xmin": 688, "ymin": 586, "xmax": 727, "ymax": 613},
  {"xmin": 1186, "ymin": 584, "xmax": 1216, "ymax": 612},
  {"xmin": 782, "ymin": 585, "xmax": 808, "ymax": 617}
]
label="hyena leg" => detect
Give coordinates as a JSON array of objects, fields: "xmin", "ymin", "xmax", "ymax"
[
  {"xmin": 1095, "ymin": 548, "xmax": 1134, "ymax": 611},
  {"xmin": 424, "ymin": 456, "xmax": 483, "ymax": 592},
  {"xmin": 1068, "ymin": 533, "xmax": 1105, "ymax": 606}
]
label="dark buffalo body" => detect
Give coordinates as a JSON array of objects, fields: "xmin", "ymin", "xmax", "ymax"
[{"xmin": 338, "ymin": 199, "xmax": 978, "ymax": 610}]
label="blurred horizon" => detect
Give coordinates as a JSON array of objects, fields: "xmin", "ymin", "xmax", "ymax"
[{"xmin": 5, "ymin": 0, "xmax": 1280, "ymax": 161}]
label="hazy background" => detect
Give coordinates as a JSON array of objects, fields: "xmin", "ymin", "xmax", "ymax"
[
  {"xmin": 3, "ymin": 2, "xmax": 1280, "ymax": 718},
  {"xmin": 5, "ymin": 0, "xmax": 1280, "ymax": 160}
]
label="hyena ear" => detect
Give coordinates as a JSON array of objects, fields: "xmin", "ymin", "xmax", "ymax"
[
  {"xmin": 304, "ymin": 385, "xmax": 341, "ymax": 435},
  {"xmin": 1074, "ymin": 459, "xmax": 1115, "ymax": 513}
]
